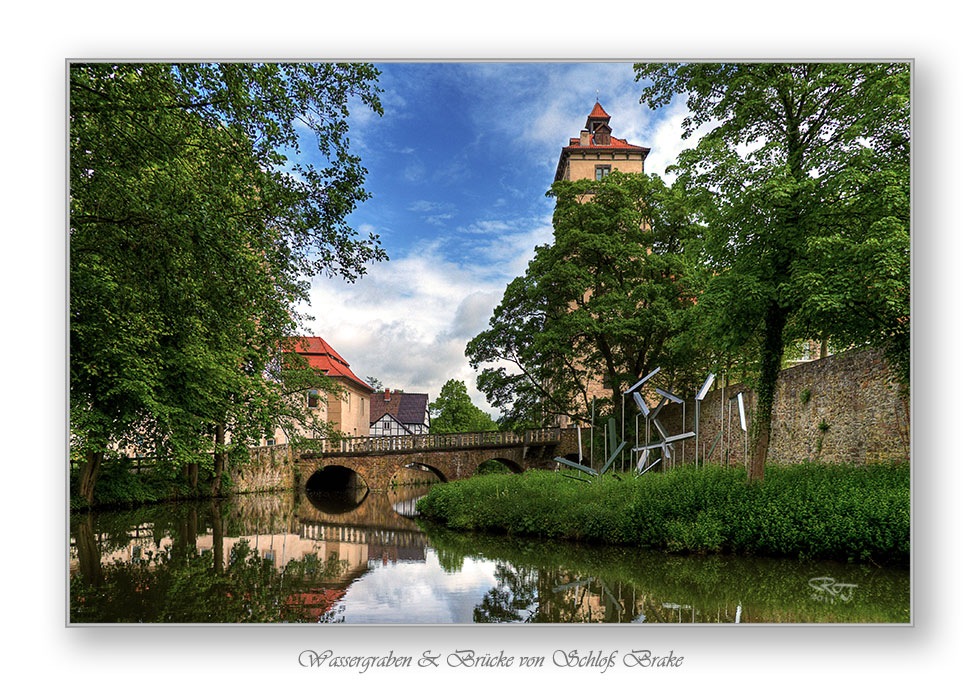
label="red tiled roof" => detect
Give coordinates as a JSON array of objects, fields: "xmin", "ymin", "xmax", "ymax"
[
  {"xmin": 287, "ymin": 588, "xmax": 346, "ymax": 619},
  {"xmin": 566, "ymin": 135, "xmax": 648, "ymax": 151},
  {"xmin": 286, "ymin": 336, "xmax": 374, "ymax": 393},
  {"xmin": 588, "ymin": 101, "xmax": 610, "ymax": 119}
]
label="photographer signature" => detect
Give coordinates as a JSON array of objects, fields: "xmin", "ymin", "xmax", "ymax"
[{"xmin": 808, "ymin": 576, "xmax": 858, "ymax": 603}]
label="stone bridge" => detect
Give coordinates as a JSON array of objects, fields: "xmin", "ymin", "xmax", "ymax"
[{"xmin": 297, "ymin": 428, "xmax": 584, "ymax": 492}]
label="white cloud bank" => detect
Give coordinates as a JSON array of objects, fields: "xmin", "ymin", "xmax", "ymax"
[{"xmin": 302, "ymin": 223, "xmax": 551, "ymax": 417}]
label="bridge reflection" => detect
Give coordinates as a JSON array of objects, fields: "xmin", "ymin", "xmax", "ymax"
[
  {"xmin": 305, "ymin": 486, "xmax": 369, "ymax": 514},
  {"xmin": 70, "ymin": 487, "xmax": 434, "ymax": 610}
]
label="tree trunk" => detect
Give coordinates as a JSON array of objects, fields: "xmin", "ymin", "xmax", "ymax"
[
  {"xmin": 749, "ymin": 304, "xmax": 787, "ymax": 481},
  {"xmin": 210, "ymin": 422, "xmax": 226, "ymax": 497},
  {"xmin": 210, "ymin": 500, "xmax": 224, "ymax": 572},
  {"xmin": 78, "ymin": 450, "xmax": 104, "ymax": 506}
]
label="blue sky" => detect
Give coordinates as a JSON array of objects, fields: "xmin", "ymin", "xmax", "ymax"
[{"xmin": 298, "ymin": 62, "xmax": 700, "ymax": 416}]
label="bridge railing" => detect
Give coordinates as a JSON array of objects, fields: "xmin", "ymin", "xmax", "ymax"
[{"xmin": 316, "ymin": 428, "xmax": 564, "ymax": 456}]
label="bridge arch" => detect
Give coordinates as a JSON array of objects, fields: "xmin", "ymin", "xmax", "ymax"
[
  {"xmin": 305, "ymin": 464, "xmax": 368, "ymax": 492},
  {"xmin": 388, "ymin": 462, "xmax": 443, "ymax": 489},
  {"xmin": 404, "ymin": 461, "xmax": 450, "ymax": 484},
  {"xmin": 476, "ymin": 457, "xmax": 523, "ymax": 474}
]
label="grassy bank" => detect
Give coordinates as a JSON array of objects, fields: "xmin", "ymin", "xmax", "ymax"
[{"xmin": 416, "ymin": 463, "xmax": 909, "ymax": 564}]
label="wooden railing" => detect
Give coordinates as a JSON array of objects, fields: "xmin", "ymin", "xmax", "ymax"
[{"xmin": 314, "ymin": 428, "xmax": 564, "ymax": 456}]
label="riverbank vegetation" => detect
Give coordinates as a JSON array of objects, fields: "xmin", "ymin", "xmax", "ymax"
[
  {"xmin": 69, "ymin": 458, "xmax": 229, "ymax": 511},
  {"xmin": 416, "ymin": 463, "xmax": 909, "ymax": 565}
]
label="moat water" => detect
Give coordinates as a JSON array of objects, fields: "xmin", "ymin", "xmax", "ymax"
[{"xmin": 69, "ymin": 484, "xmax": 910, "ymax": 624}]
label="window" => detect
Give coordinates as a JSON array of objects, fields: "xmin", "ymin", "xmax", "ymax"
[
  {"xmin": 307, "ymin": 389, "xmax": 318, "ymax": 408},
  {"xmin": 266, "ymin": 439, "xmax": 275, "ymax": 446},
  {"xmin": 595, "ymin": 164, "xmax": 611, "ymax": 180}
]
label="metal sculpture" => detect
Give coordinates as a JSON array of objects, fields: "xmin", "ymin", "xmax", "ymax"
[
  {"xmin": 628, "ymin": 372, "xmax": 695, "ymax": 475},
  {"xmin": 737, "ymin": 392, "xmax": 747, "ymax": 465},
  {"xmin": 694, "ymin": 373, "xmax": 716, "ymax": 466},
  {"xmin": 555, "ymin": 417, "xmax": 626, "ymax": 484},
  {"xmin": 557, "ymin": 368, "xmax": 722, "ymax": 483},
  {"xmin": 627, "ymin": 367, "xmax": 661, "ymax": 393}
]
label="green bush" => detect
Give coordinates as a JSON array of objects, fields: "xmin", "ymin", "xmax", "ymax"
[
  {"xmin": 69, "ymin": 458, "xmax": 222, "ymax": 511},
  {"xmin": 416, "ymin": 463, "xmax": 909, "ymax": 564}
]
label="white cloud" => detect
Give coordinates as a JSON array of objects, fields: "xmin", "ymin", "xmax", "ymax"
[
  {"xmin": 643, "ymin": 98, "xmax": 716, "ymax": 183},
  {"xmin": 466, "ymin": 219, "xmax": 553, "ymax": 277},
  {"xmin": 408, "ymin": 200, "xmax": 456, "ymax": 225},
  {"xmin": 401, "ymin": 162, "xmax": 425, "ymax": 183},
  {"xmin": 333, "ymin": 555, "xmax": 499, "ymax": 623},
  {"xmin": 457, "ymin": 219, "xmax": 514, "ymax": 234},
  {"xmin": 408, "ymin": 200, "xmax": 442, "ymax": 212},
  {"xmin": 302, "ymin": 234, "xmax": 542, "ymax": 417}
]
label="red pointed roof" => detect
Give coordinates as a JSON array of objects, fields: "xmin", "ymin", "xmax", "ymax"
[
  {"xmin": 588, "ymin": 101, "xmax": 610, "ymax": 120},
  {"xmin": 286, "ymin": 336, "xmax": 373, "ymax": 393}
]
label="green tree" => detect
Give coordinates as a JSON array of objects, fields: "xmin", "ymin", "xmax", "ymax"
[
  {"xmin": 428, "ymin": 379, "xmax": 498, "ymax": 434},
  {"xmin": 634, "ymin": 62, "xmax": 910, "ymax": 480},
  {"xmin": 70, "ymin": 63, "xmax": 386, "ymax": 503},
  {"xmin": 467, "ymin": 171, "xmax": 705, "ymax": 432}
]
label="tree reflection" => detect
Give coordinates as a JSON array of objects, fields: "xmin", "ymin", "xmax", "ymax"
[
  {"xmin": 473, "ymin": 563, "xmax": 540, "ymax": 623},
  {"xmin": 70, "ymin": 540, "xmax": 346, "ymax": 623}
]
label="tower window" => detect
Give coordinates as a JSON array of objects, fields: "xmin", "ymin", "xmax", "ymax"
[{"xmin": 595, "ymin": 165, "xmax": 611, "ymax": 180}]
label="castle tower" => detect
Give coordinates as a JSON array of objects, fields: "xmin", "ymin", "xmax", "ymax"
[
  {"xmin": 554, "ymin": 101, "xmax": 650, "ymax": 182},
  {"xmin": 545, "ymin": 103, "xmax": 653, "ymax": 431}
]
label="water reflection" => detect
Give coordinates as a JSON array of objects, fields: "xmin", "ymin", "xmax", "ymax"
[
  {"xmin": 305, "ymin": 486, "xmax": 368, "ymax": 514},
  {"xmin": 387, "ymin": 483, "xmax": 435, "ymax": 519},
  {"xmin": 69, "ymin": 486, "xmax": 910, "ymax": 624}
]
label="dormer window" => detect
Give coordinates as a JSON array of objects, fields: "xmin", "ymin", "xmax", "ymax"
[{"xmin": 594, "ymin": 123, "xmax": 611, "ymax": 145}]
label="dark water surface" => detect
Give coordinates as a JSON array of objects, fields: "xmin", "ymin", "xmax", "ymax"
[{"xmin": 69, "ymin": 486, "xmax": 909, "ymax": 624}]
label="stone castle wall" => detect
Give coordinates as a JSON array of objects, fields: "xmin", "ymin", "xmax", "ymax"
[
  {"xmin": 232, "ymin": 443, "xmax": 296, "ymax": 493},
  {"xmin": 656, "ymin": 347, "xmax": 909, "ymax": 466}
]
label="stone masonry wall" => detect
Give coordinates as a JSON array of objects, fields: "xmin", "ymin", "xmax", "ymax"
[
  {"xmin": 233, "ymin": 443, "xmax": 296, "ymax": 493},
  {"xmin": 657, "ymin": 347, "xmax": 909, "ymax": 466}
]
